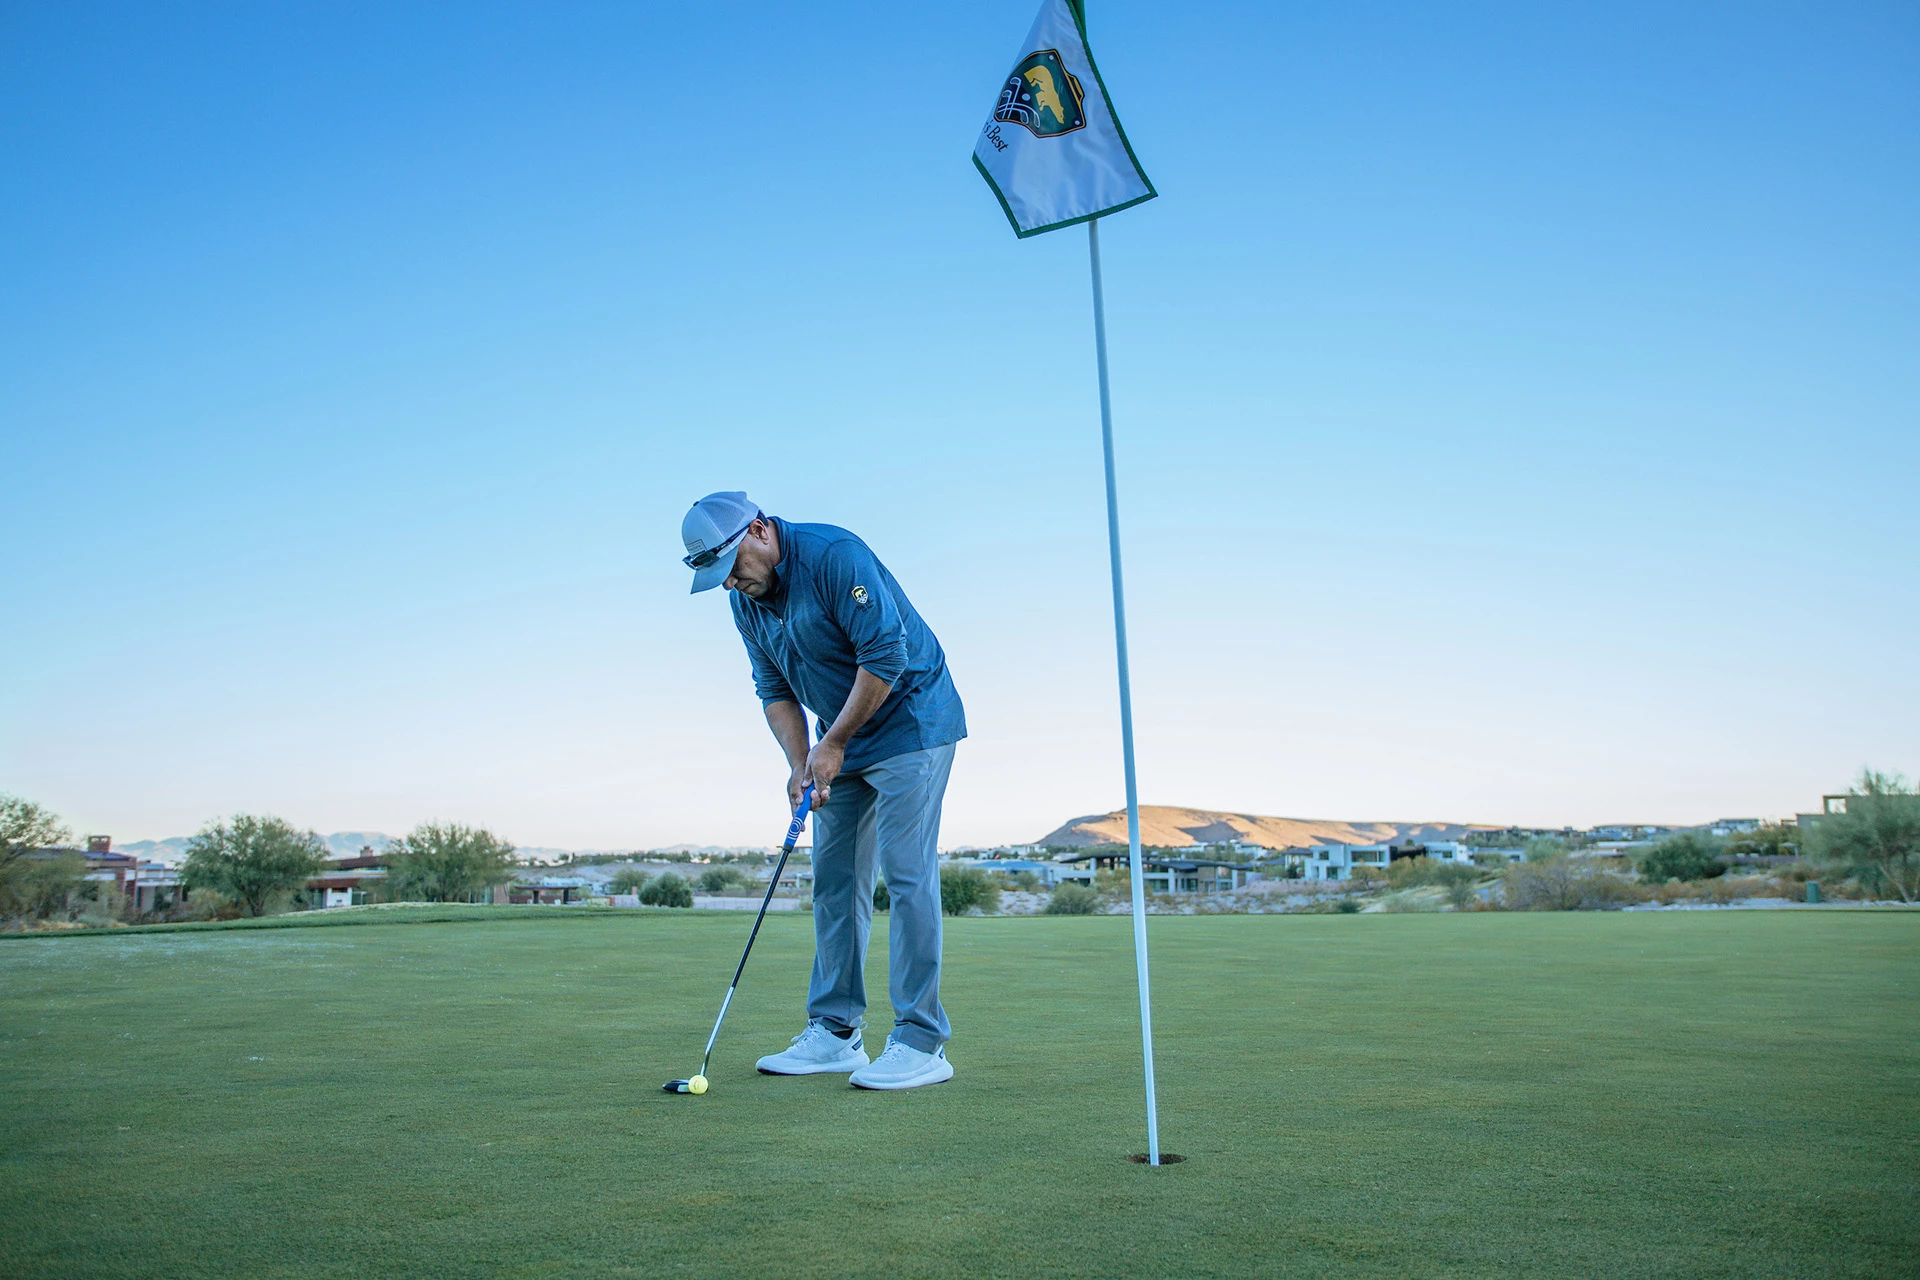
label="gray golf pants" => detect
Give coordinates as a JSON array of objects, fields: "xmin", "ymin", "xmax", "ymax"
[{"xmin": 808, "ymin": 741, "xmax": 956, "ymax": 1053}]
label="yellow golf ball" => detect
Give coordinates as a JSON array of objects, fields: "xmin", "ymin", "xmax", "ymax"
[{"xmin": 688, "ymin": 1075, "xmax": 708, "ymax": 1095}]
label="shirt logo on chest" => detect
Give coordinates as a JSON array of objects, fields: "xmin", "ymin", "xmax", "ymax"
[{"xmin": 851, "ymin": 585, "xmax": 870, "ymax": 605}]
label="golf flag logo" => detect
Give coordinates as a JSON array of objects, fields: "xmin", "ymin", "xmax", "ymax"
[
  {"xmin": 973, "ymin": 0, "xmax": 1155, "ymax": 238},
  {"xmin": 996, "ymin": 50, "xmax": 1086, "ymax": 138}
]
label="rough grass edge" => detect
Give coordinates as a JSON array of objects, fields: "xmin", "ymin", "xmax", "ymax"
[{"xmin": 0, "ymin": 902, "xmax": 733, "ymax": 940}]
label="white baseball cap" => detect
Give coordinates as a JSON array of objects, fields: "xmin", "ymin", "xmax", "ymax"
[{"xmin": 680, "ymin": 491, "xmax": 762, "ymax": 593}]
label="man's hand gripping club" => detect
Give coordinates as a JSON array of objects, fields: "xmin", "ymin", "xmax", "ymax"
[{"xmin": 765, "ymin": 667, "xmax": 894, "ymax": 811}]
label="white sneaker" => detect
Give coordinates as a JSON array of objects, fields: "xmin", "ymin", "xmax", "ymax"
[
  {"xmin": 755, "ymin": 1023, "xmax": 869, "ymax": 1075},
  {"xmin": 848, "ymin": 1036, "xmax": 954, "ymax": 1090}
]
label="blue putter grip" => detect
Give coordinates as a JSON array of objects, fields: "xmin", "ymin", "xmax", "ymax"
[{"xmin": 784, "ymin": 785, "xmax": 815, "ymax": 849}]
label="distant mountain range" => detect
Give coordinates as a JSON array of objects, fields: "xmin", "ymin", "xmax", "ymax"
[{"xmin": 1032, "ymin": 806, "xmax": 1500, "ymax": 851}]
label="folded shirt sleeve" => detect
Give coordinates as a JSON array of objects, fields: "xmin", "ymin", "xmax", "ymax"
[{"xmin": 824, "ymin": 538, "xmax": 909, "ymax": 686}]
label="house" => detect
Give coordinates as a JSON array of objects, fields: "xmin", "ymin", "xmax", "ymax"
[
  {"xmin": 307, "ymin": 846, "xmax": 389, "ymax": 908},
  {"xmin": 1304, "ymin": 843, "xmax": 1392, "ymax": 881},
  {"xmin": 77, "ymin": 837, "xmax": 185, "ymax": 914},
  {"xmin": 510, "ymin": 875, "xmax": 592, "ymax": 904},
  {"xmin": 974, "ymin": 859, "xmax": 1081, "ymax": 889},
  {"xmin": 1412, "ymin": 841, "xmax": 1474, "ymax": 865},
  {"xmin": 1051, "ymin": 849, "xmax": 1258, "ymax": 894}
]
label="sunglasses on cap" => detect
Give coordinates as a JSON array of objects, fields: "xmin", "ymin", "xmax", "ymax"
[{"xmin": 682, "ymin": 516, "xmax": 759, "ymax": 570}]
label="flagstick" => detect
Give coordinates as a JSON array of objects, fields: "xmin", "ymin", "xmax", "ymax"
[{"xmin": 1088, "ymin": 215, "xmax": 1162, "ymax": 1168}]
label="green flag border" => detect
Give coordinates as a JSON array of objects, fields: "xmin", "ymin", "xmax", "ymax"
[{"xmin": 973, "ymin": 0, "xmax": 1158, "ymax": 239}]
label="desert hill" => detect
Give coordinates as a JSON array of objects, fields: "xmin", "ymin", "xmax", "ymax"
[{"xmin": 1033, "ymin": 806, "xmax": 1496, "ymax": 851}]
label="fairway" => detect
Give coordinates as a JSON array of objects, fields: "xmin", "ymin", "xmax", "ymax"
[{"xmin": 2, "ymin": 912, "xmax": 1914, "ymax": 1279}]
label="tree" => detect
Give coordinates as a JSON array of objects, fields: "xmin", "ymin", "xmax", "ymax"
[
  {"xmin": 873, "ymin": 879, "xmax": 890, "ymax": 912},
  {"xmin": 608, "ymin": 865, "xmax": 651, "ymax": 894},
  {"xmin": 180, "ymin": 815, "xmax": 328, "ymax": 917},
  {"xmin": 384, "ymin": 822, "xmax": 517, "ymax": 903},
  {"xmin": 1, "ymin": 794, "xmax": 72, "ymax": 873},
  {"xmin": 640, "ymin": 872, "xmax": 693, "ymax": 908},
  {"xmin": 0, "ymin": 794, "xmax": 86, "ymax": 921},
  {"xmin": 1807, "ymin": 770, "xmax": 1920, "ymax": 903},
  {"xmin": 1636, "ymin": 833, "xmax": 1726, "ymax": 884}
]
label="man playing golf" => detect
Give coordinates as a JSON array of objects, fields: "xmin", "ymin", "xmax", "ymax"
[{"xmin": 681, "ymin": 491, "xmax": 966, "ymax": 1090}]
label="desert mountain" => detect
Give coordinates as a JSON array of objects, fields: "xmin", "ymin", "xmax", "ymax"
[{"xmin": 1033, "ymin": 806, "xmax": 1497, "ymax": 851}]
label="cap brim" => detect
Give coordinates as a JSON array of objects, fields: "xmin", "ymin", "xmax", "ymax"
[{"xmin": 688, "ymin": 546, "xmax": 739, "ymax": 594}]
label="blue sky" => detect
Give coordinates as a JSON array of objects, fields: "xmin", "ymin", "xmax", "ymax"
[{"xmin": 4, "ymin": 1, "xmax": 1915, "ymax": 849}]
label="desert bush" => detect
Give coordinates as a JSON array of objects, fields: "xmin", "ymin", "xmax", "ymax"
[
  {"xmin": 1387, "ymin": 856, "xmax": 1437, "ymax": 889},
  {"xmin": 939, "ymin": 866, "xmax": 1000, "ymax": 916},
  {"xmin": 1, "ymin": 851, "xmax": 89, "ymax": 923},
  {"xmin": 1347, "ymin": 865, "xmax": 1386, "ymax": 889},
  {"xmin": 608, "ymin": 865, "xmax": 651, "ymax": 894},
  {"xmin": 1637, "ymin": 833, "xmax": 1727, "ymax": 884},
  {"xmin": 1806, "ymin": 770, "xmax": 1920, "ymax": 902},
  {"xmin": 1524, "ymin": 837, "xmax": 1570, "ymax": 863},
  {"xmin": 639, "ymin": 872, "xmax": 693, "ymax": 908},
  {"xmin": 697, "ymin": 866, "xmax": 746, "ymax": 893},
  {"xmin": 1378, "ymin": 889, "xmax": 1441, "ymax": 913},
  {"xmin": 873, "ymin": 879, "xmax": 890, "ymax": 912},
  {"xmin": 1433, "ymin": 863, "xmax": 1481, "ymax": 909},
  {"xmin": 1010, "ymin": 870, "xmax": 1040, "ymax": 891},
  {"xmin": 1727, "ymin": 822, "xmax": 1800, "ymax": 860},
  {"xmin": 1333, "ymin": 897, "xmax": 1362, "ymax": 914},
  {"xmin": 1044, "ymin": 882, "xmax": 1101, "ymax": 915},
  {"xmin": 1505, "ymin": 857, "xmax": 1646, "ymax": 911}
]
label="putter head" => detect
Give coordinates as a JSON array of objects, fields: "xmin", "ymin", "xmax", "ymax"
[{"xmin": 663, "ymin": 1079, "xmax": 691, "ymax": 1093}]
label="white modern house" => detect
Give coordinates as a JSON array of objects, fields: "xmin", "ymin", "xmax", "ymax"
[
  {"xmin": 1420, "ymin": 841, "xmax": 1475, "ymax": 864},
  {"xmin": 1304, "ymin": 843, "xmax": 1391, "ymax": 881}
]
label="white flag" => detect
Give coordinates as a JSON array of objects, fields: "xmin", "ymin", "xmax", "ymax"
[{"xmin": 972, "ymin": 0, "xmax": 1155, "ymax": 238}]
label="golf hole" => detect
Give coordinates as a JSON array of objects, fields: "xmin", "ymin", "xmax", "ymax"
[{"xmin": 1128, "ymin": 1153, "xmax": 1187, "ymax": 1165}]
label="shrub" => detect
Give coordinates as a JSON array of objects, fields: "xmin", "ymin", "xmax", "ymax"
[
  {"xmin": 1434, "ymin": 863, "xmax": 1481, "ymax": 909},
  {"xmin": 939, "ymin": 866, "xmax": 1000, "ymax": 916},
  {"xmin": 1505, "ymin": 857, "xmax": 1645, "ymax": 911},
  {"xmin": 1524, "ymin": 837, "xmax": 1569, "ymax": 863},
  {"xmin": 1637, "ymin": 833, "xmax": 1727, "ymax": 883},
  {"xmin": 697, "ymin": 867, "xmax": 745, "ymax": 893},
  {"xmin": 1, "ymin": 850, "xmax": 88, "ymax": 923},
  {"xmin": 608, "ymin": 865, "xmax": 651, "ymax": 894},
  {"xmin": 1387, "ymin": 856, "xmax": 1438, "ymax": 889},
  {"xmin": 873, "ymin": 879, "xmax": 890, "ymax": 912},
  {"xmin": 1044, "ymin": 882, "xmax": 1101, "ymax": 915},
  {"xmin": 1333, "ymin": 897, "xmax": 1362, "ymax": 914},
  {"xmin": 639, "ymin": 872, "xmax": 693, "ymax": 908}
]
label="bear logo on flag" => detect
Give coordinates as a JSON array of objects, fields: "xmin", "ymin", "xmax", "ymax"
[{"xmin": 994, "ymin": 49, "xmax": 1086, "ymax": 138}]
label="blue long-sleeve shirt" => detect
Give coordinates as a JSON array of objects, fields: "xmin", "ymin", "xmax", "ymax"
[{"xmin": 730, "ymin": 518, "xmax": 966, "ymax": 772}]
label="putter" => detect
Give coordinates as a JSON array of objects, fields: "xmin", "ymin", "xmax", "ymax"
[{"xmin": 664, "ymin": 782, "xmax": 815, "ymax": 1095}]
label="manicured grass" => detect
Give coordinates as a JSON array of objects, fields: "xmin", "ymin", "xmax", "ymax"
[{"xmin": 1, "ymin": 911, "xmax": 1914, "ymax": 1278}]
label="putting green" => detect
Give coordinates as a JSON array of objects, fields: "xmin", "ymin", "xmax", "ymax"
[{"xmin": 1, "ymin": 911, "xmax": 1914, "ymax": 1278}]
